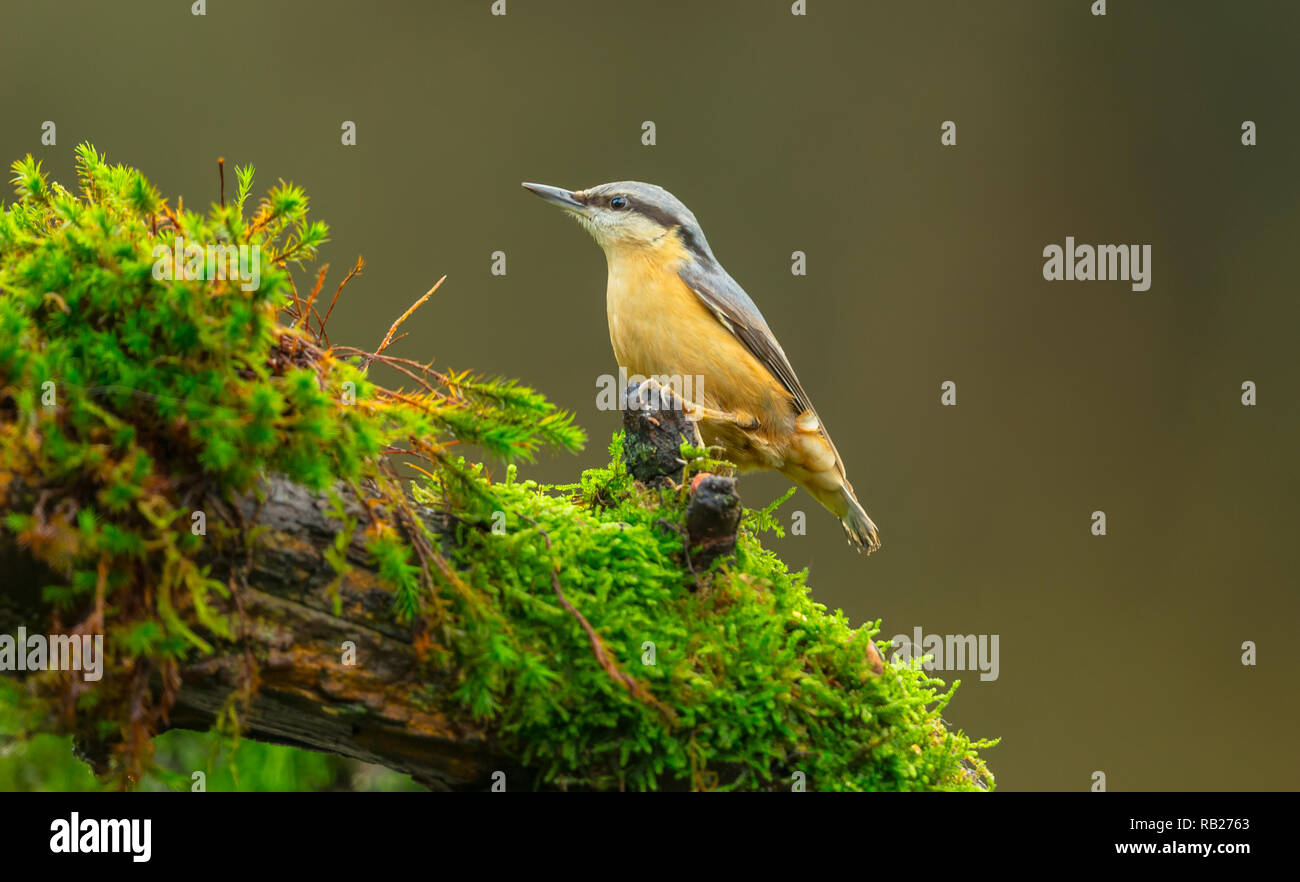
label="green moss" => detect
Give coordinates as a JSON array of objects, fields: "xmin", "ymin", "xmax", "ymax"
[
  {"xmin": 0, "ymin": 146, "xmax": 995, "ymax": 791},
  {"xmin": 419, "ymin": 437, "xmax": 995, "ymax": 790}
]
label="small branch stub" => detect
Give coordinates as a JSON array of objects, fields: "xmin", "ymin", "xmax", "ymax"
[
  {"xmin": 620, "ymin": 381, "xmax": 741, "ymax": 571},
  {"xmin": 621, "ymin": 381, "xmax": 701, "ymax": 486},
  {"xmin": 685, "ymin": 473, "xmax": 741, "ymax": 570}
]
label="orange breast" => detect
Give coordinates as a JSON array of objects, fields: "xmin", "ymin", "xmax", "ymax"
[{"xmin": 604, "ymin": 245, "xmax": 791, "ymax": 435}]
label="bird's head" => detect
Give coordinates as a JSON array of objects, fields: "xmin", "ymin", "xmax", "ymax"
[{"xmin": 522, "ymin": 180, "xmax": 714, "ymax": 264}]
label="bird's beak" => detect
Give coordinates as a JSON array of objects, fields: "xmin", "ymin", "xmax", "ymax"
[{"xmin": 522, "ymin": 182, "xmax": 586, "ymax": 213}]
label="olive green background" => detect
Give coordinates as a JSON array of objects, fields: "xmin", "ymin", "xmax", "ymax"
[{"xmin": 2, "ymin": 0, "xmax": 1297, "ymax": 791}]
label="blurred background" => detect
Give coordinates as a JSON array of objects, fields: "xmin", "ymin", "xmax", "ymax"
[{"xmin": 1, "ymin": 0, "xmax": 1297, "ymax": 791}]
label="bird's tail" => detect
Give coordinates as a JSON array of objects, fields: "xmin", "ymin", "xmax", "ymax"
[
  {"xmin": 838, "ymin": 485, "xmax": 881, "ymax": 554},
  {"xmin": 784, "ymin": 414, "xmax": 881, "ymax": 554}
]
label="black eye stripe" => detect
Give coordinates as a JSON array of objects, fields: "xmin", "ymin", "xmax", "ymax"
[{"xmin": 630, "ymin": 202, "xmax": 679, "ymax": 231}]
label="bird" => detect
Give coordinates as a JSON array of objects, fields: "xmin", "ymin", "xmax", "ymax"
[{"xmin": 522, "ymin": 180, "xmax": 881, "ymax": 554}]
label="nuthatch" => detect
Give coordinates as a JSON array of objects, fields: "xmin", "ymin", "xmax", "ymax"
[{"xmin": 523, "ymin": 180, "xmax": 881, "ymax": 554}]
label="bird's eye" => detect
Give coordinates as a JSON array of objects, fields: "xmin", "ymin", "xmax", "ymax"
[{"xmin": 610, "ymin": 195, "xmax": 629, "ymax": 210}]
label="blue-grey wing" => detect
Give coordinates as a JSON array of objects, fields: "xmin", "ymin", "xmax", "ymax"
[{"xmin": 678, "ymin": 260, "xmax": 813, "ymax": 416}]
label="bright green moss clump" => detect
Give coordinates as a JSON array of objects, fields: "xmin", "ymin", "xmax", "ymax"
[
  {"xmin": 0, "ymin": 146, "xmax": 994, "ymax": 790},
  {"xmin": 424, "ymin": 438, "xmax": 995, "ymax": 791}
]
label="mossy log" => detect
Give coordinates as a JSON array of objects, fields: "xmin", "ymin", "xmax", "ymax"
[{"xmin": 1, "ymin": 403, "xmax": 739, "ymax": 791}]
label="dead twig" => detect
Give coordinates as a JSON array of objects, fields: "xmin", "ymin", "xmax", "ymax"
[
  {"xmin": 299, "ymin": 263, "xmax": 330, "ymax": 336},
  {"xmin": 321, "ymin": 256, "xmax": 365, "ymax": 345},
  {"xmin": 363, "ymin": 276, "xmax": 445, "ymax": 368}
]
